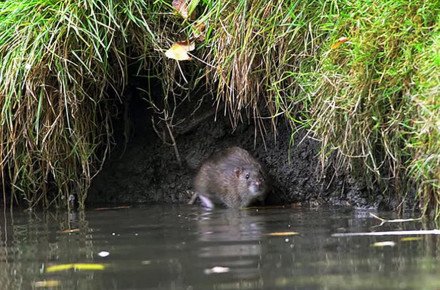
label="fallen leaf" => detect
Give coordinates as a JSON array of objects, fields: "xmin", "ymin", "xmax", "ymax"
[
  {"xmin": 372, "ymin": 241, "xmax": 396, "ymax": 247},
  {"xmin": 98, "ymin": 251, "xmax": 110, "ymax": 257},
  {"xmin": 165, "ymin": 41, "xmax": 195, "ymax": 61},
  {"xmin": 193, "ymin": 22, "xmax": 206, "ymax": 41},
  {"xmin": 204, "ymin": 266, "xmax": 230, "ymax": 274},
  {"xmin": 172, "ymin": 0, "xmax": 189, "ymax": 19},
  {"xmin": 32, "ymin": 280, "xmax": 61, "ymax": 288},
  {"xmin": 267, "ymin": 231, "xmax": 299, "ymax": 237},
  {"xmin": 401, "ymin": 237, "xmax": 423, "ymax": 242},
  {"xmin": 331, "ymin": 37, "xmax": 349, "ymax": 49},
  {"xmin": 46, "ymin": 263, "xmax": 106, "ymax": 273}
]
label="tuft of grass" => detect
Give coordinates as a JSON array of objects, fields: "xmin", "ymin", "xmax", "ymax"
[
  {"xmin": 408, "ymin": 25, "xmax": 439, "ymax": 216},
  {"xmin": 306, "ymin": 0, "xmax": 439, "ymax": 209},
  {"xmin": 0, "ymin": 0, "xmax": 167, "ymax": 208},
  {"xmin": 198, "ymin": 0, "xmax": 333, "ymax": 129},
  {"xmin": 0, "ymin": 0, "xmax": 124, "ymax": 208}
]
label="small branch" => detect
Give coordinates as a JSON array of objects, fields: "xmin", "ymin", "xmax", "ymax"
[
  {"xmin": 370, "ymin": 213, "xmax": 423, "ymax": 225},
  {"xmin": 333, "ymin": 229, "xmax": 440, "ymax": 237}
]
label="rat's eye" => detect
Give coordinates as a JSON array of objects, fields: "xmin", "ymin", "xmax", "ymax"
[{"xmin": 245, "ymin": 173, "xmax": 250, "ymax": 179}]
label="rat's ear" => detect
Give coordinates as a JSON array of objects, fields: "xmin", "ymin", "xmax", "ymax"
[{"xmin": 234, "ymin": 167, "xmax": 242, "ymax": 178}]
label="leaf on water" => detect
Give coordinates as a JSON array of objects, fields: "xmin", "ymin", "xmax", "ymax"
[
  {"xmin": 372, "ymin": 241, "xmax": 396, "ymax": 247},
  {"xmin": 172, "ymin": 0, "xmax": 189, "ymax": 19},
  {"xmin": 331, "ymin": 37, "xmax": 349, "ymax": 49},
  {"xmin": 98, "ymin": 251, "xmax": 110, "ymax": 257},
  {"xmin": 204, "ymin": 266, "xmax": 230, "ymax": 274},
  {"xmin": 165, "ymin": 41, "xmax": 195, "ymax": 61},
  {"xmin": 267, "ymin": 231, "xmax": 299, "ymax": 236},
  {"xmin": 32, "ymin": 280, "xmax": 61, "ymax": 288},
  {"xmin": 58, "ymin": 228, "xmax": 80, "ymax": 234},
  {"xmin": 46, "ymin": 263, "xmax": 106, "ymax": 273},
  {"xmin": 401, "ymin": 237, "xmax": 423, "ymax": 242}
]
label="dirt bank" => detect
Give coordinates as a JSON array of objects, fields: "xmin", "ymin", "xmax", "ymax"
[{"xmin": 88, "ymin": 91, "xmax": 405, "ymax": 210}]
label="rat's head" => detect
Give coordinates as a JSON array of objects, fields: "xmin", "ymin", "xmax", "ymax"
[{"xmin": 234, "ymin": 165, "xmax": 266, "ymax": 197}]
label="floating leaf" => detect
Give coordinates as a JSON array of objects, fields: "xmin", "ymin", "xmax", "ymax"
[
  {"xmin": 204, "ymin": 266, "xmax": 230, "ymax": 274},
  {"xmin": 331, "ymin": 37, "xmax": 349, "ymax": 49},
  {"xmin": 267, "ymin": 231, "xmax": 299, "ymax": 236},
  {"xmin": 401, "ymin": 237, "xmax": 423, "ymax": 242},
  {"xmin": 165, "ymin": 41, "xmax": 195, "ymax": 61},
  {"xmin": 46, "ymin": 263, "xmax": 106, "ymax": 273},
  {"xmin": 372, "ymin": 241, "xmax": 396, "ymax": 247},
  {"xmin": 98, "ymin": 251, "xmax": 110, "ymax": 257},
  {"xmin": 32, "ymin": 280, "xmax": 61, "ymax": 288}
]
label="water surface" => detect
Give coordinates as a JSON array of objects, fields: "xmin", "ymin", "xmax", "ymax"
[{"xmin": 0, "ymin": 205, "xmax": 438, "ymax": 289}]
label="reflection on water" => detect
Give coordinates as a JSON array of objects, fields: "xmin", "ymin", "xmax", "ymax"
[{"xmin": 0, "ymin": 205, "xmax": 440, "ymax": 289}]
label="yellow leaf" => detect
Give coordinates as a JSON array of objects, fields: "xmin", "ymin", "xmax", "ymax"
[
  {"xmin": 46, "ymin": 263, "xmax": 106, "ymax": 273},
  {"xmin": 267, "ymin": 231, "xmax": 299, "ymax": 236},
  {"xmin": 165, "ymin": 41, "xmax": 195, "ymax": 61},
  {"xmin": 331, "ymin": 37, "xmax": 349, "ymax": 49},
  {"xmin": 32, "ymin": 280, "xmax": 61, "ymax": 288},
  {"xmin": 401, "ymin": 237, "xmax": 423, "ymax": 242}
]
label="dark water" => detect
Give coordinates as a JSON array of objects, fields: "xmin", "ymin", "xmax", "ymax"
[{"xmin": 0, "ymin": 205, "xmax": 439, "ymax": 290}]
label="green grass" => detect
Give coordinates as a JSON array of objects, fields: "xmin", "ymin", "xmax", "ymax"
[
  {"xmin": 0, "ymin": 0, "xmax": 438, "ymax": 213},
  {"xmin": 0, "ymin": 0, "xmax": 165, "ymax": 208},
  {"xmin": 195, "ymin": 0, "xmax": 439, "ymax": 213}
]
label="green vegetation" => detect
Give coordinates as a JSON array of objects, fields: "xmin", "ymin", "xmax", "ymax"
[
  {"xmin": 0, "ymin": 0, "xmax": 166, "ymax": 208},
  {"xmin": 0, "ymin": 0, "xmax": 438, "ymax": 213}
]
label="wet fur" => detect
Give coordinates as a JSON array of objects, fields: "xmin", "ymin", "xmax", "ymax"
[{"xmin": 194, "ymin": 147, "xmax": 266, "ymax": 208}]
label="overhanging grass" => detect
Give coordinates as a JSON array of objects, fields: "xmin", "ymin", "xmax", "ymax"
[
  {"xmin": 0, "ymin": 0, "xmax": 438, "ymax": 213},
  {"xmin": 194, "ymin": 0, "xmax": 439, "ymax": 211},
  {"xmin": 305, "ymin": 1, "xmax": 439, "ymax": 213},
  {"xmin": 0, "ymin": 0, "xmax": 171, "ymax": 208}
]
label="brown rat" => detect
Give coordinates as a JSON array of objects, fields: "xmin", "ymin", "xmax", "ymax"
[{"xmin": 192, "ymin": 147, "xmax": 267, "ymax": 208}]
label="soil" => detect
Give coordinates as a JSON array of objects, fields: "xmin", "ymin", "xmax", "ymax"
[{"xmin": 87, "ymin": 89, "xmax": 403, "ymax": 211}]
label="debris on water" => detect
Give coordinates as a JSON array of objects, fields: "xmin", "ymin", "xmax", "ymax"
[
  {"xmin": 58, "ymin": 228, "xmax": 80, "ymax": 234},
  {"xmin": 32, "ymin": 280, "xmax": 61, "ymax": 288},
  {"xmin": 332, "ymin": 230, "xmax": 440, "ymax": 237},
  {"xmin": 372, "ymin": 241, "xmax": 396, "ymax": 247},
  {"xmin": 46, "ymin": 263, "xmax": 106, "ymax": 273},
  {"xmin": 94, "ymin": 205, "xmax": 131, "ymax": 211},
  {"xmin": 401, "ymin": 237, "xmax": 423, "ymax": 242},
  {"xmin": 267, "ymin": 232, "xmax": 299, "ymax": 237},
  {"xmin": 204, "ymin": 266, "xmax": 230, "ymax": 274},
  {"xmin": 98, "ymin": 251, "xmax": 110, "ymax": 257}
]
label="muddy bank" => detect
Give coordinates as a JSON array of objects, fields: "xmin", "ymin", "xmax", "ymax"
[{"xmin": 88, "ymin": 92, "xmax": 404, "ymax": 210}]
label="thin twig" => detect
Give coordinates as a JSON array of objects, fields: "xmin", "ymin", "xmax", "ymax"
[
  {"xmin": 370, "ymin": 212, "xmax": 423, "ymax": 224},
  {"xmin": 333, "ymin": 229, "xmax": 440, "ymax": 237}
]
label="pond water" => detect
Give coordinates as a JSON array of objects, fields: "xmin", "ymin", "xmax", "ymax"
[{"xmin": 0, "ymin": 205, "xmax": 439, "ymax": 289}]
